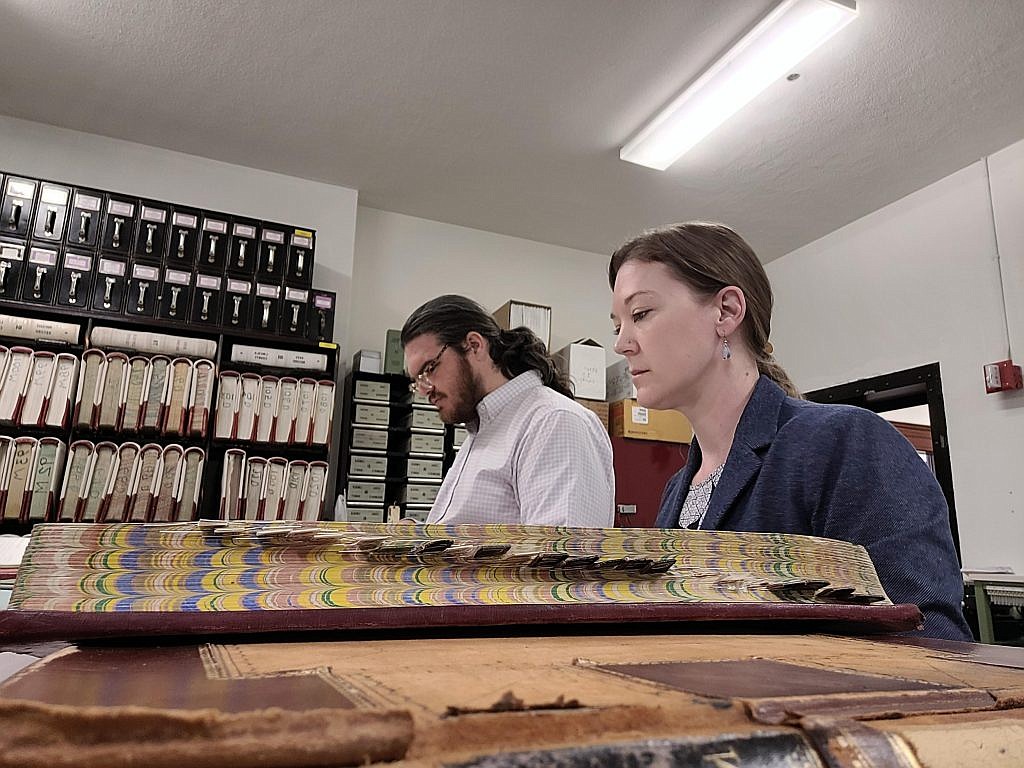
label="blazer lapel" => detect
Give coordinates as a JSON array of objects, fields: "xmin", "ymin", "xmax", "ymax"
[{"xmin": 701, "ymin": 377, "xmax": 787, "ymax": 530}]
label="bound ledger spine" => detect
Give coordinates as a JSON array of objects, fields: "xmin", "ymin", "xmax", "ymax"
[
  {"xmin": 29, "ymin": 438, "xmax": 67, "ymax": 524},
  {"xmin": 0, "ymin": 347, "xmax": 33, "ymax": 426},
  {"xmin": 0, "ymin": 313, "xmax": 79, "ymax": 344},
  {"xmin": 91, "ymin": 326, "xmax": 216, "ymax": 359}
]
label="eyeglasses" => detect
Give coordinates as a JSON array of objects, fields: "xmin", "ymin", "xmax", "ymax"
[{"xmin": 408, "ymin": 343, "xmax": 449, "ymax": 393}]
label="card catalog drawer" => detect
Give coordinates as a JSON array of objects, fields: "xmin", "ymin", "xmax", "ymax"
[
  {"xmin": 347, "ymin": 481, "xmax": 385, "ymax": 503},
  {"xmin": 351, "ymin": 427, "xmax": 389, "ymax": 451},
  {"xmin": 354, "ymin": 403, "xmax": 391, "ymax": 426},
  {"xmin": 410, "ymin": 432, "xmax": 444, "ymax": 454},
  {"xmin": 350, "ymin": 453, "xmax": 388, "ymax": 478},
  {"xmin": 410, "ymin": 407, "xmax": 443, "ymax": 430},
  {"xmin": 402, "ymin": 483, "xmax": 440, "ymax": 505},
  {"xmin": 346, "ymin": 506, "xmax": 384, "ymax": 523},
  {"xmin": 407, "ymin": 458, "xmax": 443, "ymax": 480},
  {"xmin": 354, "ymin": 379, "xmax": 391, "ymax": 402}
]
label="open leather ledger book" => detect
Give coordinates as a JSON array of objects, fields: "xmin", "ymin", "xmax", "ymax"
[{"xmin": 2, "ymin": 522, "xmax": 920, "ymax": 643}]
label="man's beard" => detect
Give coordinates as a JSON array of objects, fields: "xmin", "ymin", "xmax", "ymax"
[{"xmin": 441, "ymin": 354, "xmax": 486, "ymax": 425}]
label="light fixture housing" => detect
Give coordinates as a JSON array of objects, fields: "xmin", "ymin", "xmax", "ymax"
[{"xmin": 620, "ymin": 0, "xmax": 858, "ymax": 170}]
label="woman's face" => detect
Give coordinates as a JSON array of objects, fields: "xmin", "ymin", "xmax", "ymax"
[{"xmin": 610, "ymin": 260, "xmax": 721, "ymax": 412}]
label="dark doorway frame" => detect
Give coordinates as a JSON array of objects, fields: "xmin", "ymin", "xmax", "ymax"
[{"xmin": 804, "ymin": 363, "xmax": 960, "ymax": 563}]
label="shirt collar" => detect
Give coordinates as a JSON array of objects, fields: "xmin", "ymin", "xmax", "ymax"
[{"xmin": 470, "ymin": 370, "xmax": 543, "ymax": 431}]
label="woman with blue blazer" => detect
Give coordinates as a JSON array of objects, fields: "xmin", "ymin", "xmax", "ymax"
[{"xmin": 608, "ymin": 222, "xmax": 971, "ymax": 641}]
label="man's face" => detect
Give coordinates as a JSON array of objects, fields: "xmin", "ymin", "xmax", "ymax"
[{"xmin": 404, "ymin": 334, "xmax": 485, "ymax": 424}]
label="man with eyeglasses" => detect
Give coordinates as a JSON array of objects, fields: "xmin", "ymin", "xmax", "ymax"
[{"xmin": 401, "ymin": 295, "xmax": 614, "ymax": 527}]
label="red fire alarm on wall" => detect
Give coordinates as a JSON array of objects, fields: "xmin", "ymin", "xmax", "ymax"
[{"xmin": 983, "ymin": 359, "xmax": 1023, "ymax": 393}]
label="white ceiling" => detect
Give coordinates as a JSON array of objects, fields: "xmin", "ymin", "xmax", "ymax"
[{"xmin": 2, "ymin": 0, "xmax": 1024, "ymax": 261}]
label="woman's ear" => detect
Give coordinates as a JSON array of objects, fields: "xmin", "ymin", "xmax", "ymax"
[{"xmin": 715, "ymin": 286, "xmax": 747, "ymax": 336}]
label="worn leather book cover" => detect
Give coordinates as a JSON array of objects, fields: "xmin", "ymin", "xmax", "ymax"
[
  {"xmin": 4, "ymin": 523, "xmax": 921, "ymax": 644},
  {"xmin": 1, "ymin": 633, "xmax": 1023, "ymax": 768}
]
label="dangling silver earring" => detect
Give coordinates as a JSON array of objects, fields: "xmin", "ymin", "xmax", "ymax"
[{"xmin": 721, "ymin": 337, "xmax": 731, "ymax": 360}]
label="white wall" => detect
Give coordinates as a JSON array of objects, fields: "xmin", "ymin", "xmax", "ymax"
[
  {"xmin": 0, "ymin": 115, "xmax": 359, "ymax": 351},
  {"xmin": 769, "ymin": 135, "xmax": 1024, "ymax": 574},
  {"xmin": 349, "ymin": 207, "xmax": 614, "ymax": 363}
]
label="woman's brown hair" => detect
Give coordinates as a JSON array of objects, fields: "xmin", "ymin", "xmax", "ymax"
[{"xmin": 609, "ymin": 222, "xmax": 800, "ymax": 397}]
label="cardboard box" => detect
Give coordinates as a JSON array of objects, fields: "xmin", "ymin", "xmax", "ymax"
[
  {"xmin": 554, "ymin": 338, "xmax": 606, "ymax": 400},
  {"xmin": 606, "ymin": 358, "xmax": 637, "ymax": 401},
  {"xmin": 576, "ymin": 398, "xmax": 609, "ymax": 431},
  {"xmin": 609, "ymin": 399, "xmax": 693, "ymax": 444},
  {"xmin": 383, "ymin": 328, "xmax": 405, "ymax": 374},
  {"xmin": 493, "ymin": 299, "xmax": 551, "ymax": 349},
  {"xmin": 352, "ymin": 349, "xmax": 382, "ymax": 374}
]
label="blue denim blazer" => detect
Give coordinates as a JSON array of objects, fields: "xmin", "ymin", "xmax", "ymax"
[{"xmin": 656, "ymin": 376, "xmax": 972, "ymax": 641}]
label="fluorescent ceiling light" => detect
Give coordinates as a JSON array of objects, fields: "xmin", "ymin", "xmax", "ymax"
[{"xmin": 620, "ymin": 0, "xmax": 858, "ymax": 170}]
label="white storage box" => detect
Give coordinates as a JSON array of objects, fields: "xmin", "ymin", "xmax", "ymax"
[
  {"xmin": 554, "ymin": 338, "xmax": 605, "ymax": 400},
  {"xmin": 606, "ymin": 358, "xmax": 637, "ymax": 401}
]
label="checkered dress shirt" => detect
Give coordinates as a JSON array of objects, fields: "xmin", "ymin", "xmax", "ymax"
[{"xmin": 427, "ymin": 371, "xmax": 614, "ymax": 526}]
